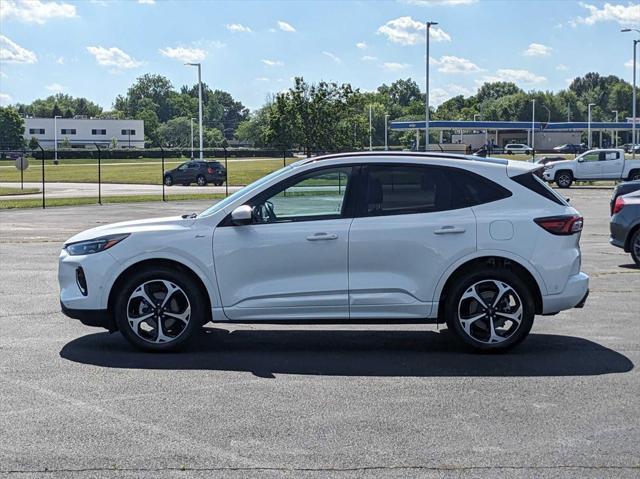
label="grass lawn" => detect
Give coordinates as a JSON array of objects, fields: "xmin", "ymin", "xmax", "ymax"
[
  {"xmin": 0, "ymin": 186, "xmax": 41, "ymax": 196},
  {"xmin": 0, "ymin": 157, "xmax": 294, "ymax": 186},
  {"xmin": 0, "ymin": 193, "xmax": 224, "ymax": 209}
]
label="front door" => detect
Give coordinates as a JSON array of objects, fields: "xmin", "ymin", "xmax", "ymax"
[
  {"xmin": 213, "ymin": 166, "xmax": 356, "ymax": 320},
  {"xmin": 348, "ymin": 164, "xmax": 477, "ymax": 319},
  {"xmin": 576, "ymin": 152, "xmax": 601, "ymax": 179}
]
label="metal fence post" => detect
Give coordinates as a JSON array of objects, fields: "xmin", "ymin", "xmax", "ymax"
[
  {"xmin": 37, "ymin": 144, "xmax": 45, "ymax": 209},
  {"xmin": 283, "ymin": 148, "xmax": 286, "ymax": 168},
  {"xmin": 20, "ymin": 149, "xmax": 24, "ymax": 190},
  {"xmin": 224, "ymin": 146, "xmax": 229, "ymax": 197},
  {"xmin": 160, "ymin": 145, "xmax": 166, "ymax": 202},
  {"xmin": 94, "ymin": 143, "xmax": 102, "ymax": 205}
]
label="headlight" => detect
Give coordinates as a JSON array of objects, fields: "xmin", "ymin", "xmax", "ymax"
[
  {"xmin": 65, "ymin": 233, "xmax": 130, "ymax": 256},
  {"xmin": 544, "ymin": 164, "xmax": 555, "ymax": 170}
]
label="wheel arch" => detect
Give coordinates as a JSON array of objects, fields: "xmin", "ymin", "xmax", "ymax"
[
  {"xmin": 435, "ymin": 254, "xmax": 545, "ymax": 318},
  {"xmin": 627, "ymin": 169, "xmax": 640, "ymax": 181},
  {"xmin": 107, "ymin": 258, "xmax": 214, "ymax": 328},
  {"xmin": 624, "ymin": 221, "xmax": 640, "ymax": 253}
]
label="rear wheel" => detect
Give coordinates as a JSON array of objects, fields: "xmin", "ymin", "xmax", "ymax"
[
  {"xmin": 628, "ymin": 170, "xmax": 640, "ymax": 181},
  {"xmin": 114, "ymin": 266, "xmax": 206, "ymax": 352},
  {"xmin": 555, "ymin": 171, "xmax": 573, "ymax": 188},
  {"xmin": 196, "ymin": 175, "xmax": 207, "ymax": 186},
  {"xmin": 631, "ymin": 229, "xmax": 640, "ymax": 267},
  {"xmin": 444, "ymin": 269, "xmax": 535, "ymax": 352}
]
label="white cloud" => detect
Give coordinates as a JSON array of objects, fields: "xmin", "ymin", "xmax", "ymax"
[
  {"xmin": 556, "ymin": 63, "xmax": 569, "ymax": 71},
  {"xmin": 431, "ymin": 55, "xmax": 481, "ymax": 73},
  {"xmin": 46, "ymin": 82, "xmax": 65, "ymax": 92},
  {"xmin": 0, "ymin": 71, "xmax": 7, "ymax": 78},
  {"xmin": 0, "ymin": 92, "xmax": 12, "ymax": 105},
  {"xmin": 56, "ymin": 56, "xmax": 64, "ymax": 64},
  {"xmin": 262, "ymin": 59, "xmax": 284, "ymax": 67},
  {"xmin": 138, "ymin": 0, "xmax": 155, "ymax": 4},
  {"xmin": 626, "ymin": 59, "xmax": 639, "ymax": 70},
  {"xmin": 377, "ymin": 16, "xmax": 451, "ymax": 45},
  {"xmin": 0, "ymin": 35, "xmax": 37, "ymax": 63},
  {"xmin": 524, "ymin": 42, "xmax": 552, "ymax": 56},
  {"xmin": 574, "ymin": 2, "xmax": 640, "ymax": 26},
  {"xmin": 322, "ymin": 51, "xmax": 341, "ymax": 63},
  {"xmin": 483, "ymin": 68, "xmax": 546, "ymax": 84},
  {"xmin": 431, "ymin": 84, "xmax": 473, "ymax": 106},
  {"xmin": 361, "ymin": 55, "xmax": 378, "ymax": 62},
  {"xmin": 382, "ymin": 62, "xmax": 411, "ymax": 72},
  {"xmin": 159, "ymin": 46, "xmax": 206, "ymax": 63},
  {"xmin": 226, "ymin": 23, "xmax": 251, "ymax": 33},
  {"xmin": 356, "ymin": 41, "xmax": 367, "ymax": 49},
  {"xmin": 0, "ymin": 0, "xmax": 77, "ymax": 24},
  {"xmin": 401, "ymin": 0, "xmax": 477, "ymax": 5},
  {"xmin": 277, "ymin": 20, "xmax": 296, "ymax": 32},
  {"xmin": 255, "ymin": 77, "xmax": 270, "ymax": 82},
  {"xmin": 87, "ymin": 46, "xmax": 142, "ymax": 71}
]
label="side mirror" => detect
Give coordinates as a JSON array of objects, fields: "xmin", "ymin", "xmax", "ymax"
[{"xmin": 231, "ymin": 205, "xmax": 253, "ymax": 226}]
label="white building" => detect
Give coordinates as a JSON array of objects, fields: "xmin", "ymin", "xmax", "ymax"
[{"xmin": 24, "ymin": 117, "xmax": 145, "ymax": 149}]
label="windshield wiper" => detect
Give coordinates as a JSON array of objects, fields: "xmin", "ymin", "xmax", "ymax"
[{"xmin": 181, "ymin": 213, "xmax": 197, "ymax": 219}]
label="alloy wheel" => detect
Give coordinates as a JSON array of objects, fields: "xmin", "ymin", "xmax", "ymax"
[
  {"xmin": 457, "ymin": 279, "xmax": 523, "ymax": 344},
  {"xmin": 557, "ymin": 174, "xmax": 571, "ymax": 187},
  {"xmin": 633, "ymin": 234, "xmax": 640, "ymax": 264},
  {"xmin": 126, "ymin": 279, "xmax": 191, "ymax": 344}
]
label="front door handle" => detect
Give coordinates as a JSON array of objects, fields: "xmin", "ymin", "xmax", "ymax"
[
  {"xmin": 434, "ymin": 226, "xmax": 466, "ymax": 235},
  {"xmin": 307, "ymin": 233, "xmax": 338, "ymax": 241}
]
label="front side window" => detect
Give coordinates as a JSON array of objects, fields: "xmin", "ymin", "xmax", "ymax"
[
  {"xmin": 177, "ymin": 162, "xmax": 189, "ymax": 171},
  {"xmin": 251, "ymin": 166, "xmax": 353, "ymax": 224},
  {"xmin": 581, "ymin": 152, "xmax": 599, "ymax": 162}
]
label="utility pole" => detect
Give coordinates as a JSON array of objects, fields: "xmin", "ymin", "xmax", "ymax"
[
  {"xmin": 190, "ymin": 117, "xmax": 195, "ymax": 159},
  {"xmin": 54, "ymin": 115, "xmax": 61, "ymax": 164},
  {"xmin": 588, "ymin": 103, "xmax": 595, "ymax": 149},
  {"xmin": 613, "ymin": 110, "xmax": 619, "ymax": 148},
  {"xmin": 384, "ymin": 113, "xmax": 389, "ymax": 150},
  {"xmin": 369, "ymin": 105, "xmax": 372, "ymax": 151},
  {"xmin": 621, "ymin": 29, "xmax": 639, "ymax": 158},
  {"xmin": 425, "ymin": 21, "xmax": 438, "ymax": 152},
  {"xmin": 531, "ymin": 99, "xmax": 536, "ymax": 152}
]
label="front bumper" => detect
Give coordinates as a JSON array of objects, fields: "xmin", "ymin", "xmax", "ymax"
[
  {"xmin": 61, "ymin": 302, "xmax": 114, "ymax": 330},
  {"xmin": 541, "ymin": 271, "xmax": 589, "ymax": 314}
]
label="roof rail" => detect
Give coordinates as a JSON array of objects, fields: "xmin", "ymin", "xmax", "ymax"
[{"xmin": 300, "ymin": 150, "xmax": 509, "ymax": 166}]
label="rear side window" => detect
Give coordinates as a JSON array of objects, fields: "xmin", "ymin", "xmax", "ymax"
[
  {"xmin": 512, "ymin": 172, "xmax": 568, "ymax": 206},
  {"xmin": 207, "ymin": 162, "xmax": 222, "ymax": 168},
  {"xmin": 450, "ymin": 169, "xmax": 512, "ymax": 208}
]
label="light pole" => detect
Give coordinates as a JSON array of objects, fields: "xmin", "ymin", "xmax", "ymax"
[
  {"xmin": 531, "ymin": 99, "xmax": 536, "ymax": 153},
  {"xmin": 185, "ymin": 63, "xmax": 203, "ymax": 160},
  {"xmin": 425, "ymin": 21, "xmax": 438, "ymax": 152},
  {"xmin": 621, "ymin": 29, "xmax": 639, "ymax": 159},
  {"xmin": 369, "ymin": 105, "xmax": 372, "ymax": 151},
  {"xmin": 567, "ymin": 103, "xmax": 571, "ymax": 122},
  {"xmin": 190, "ymin": 117, "xmax": 195, "ymax": 159},
  {"xmin": 53, "ymin": 115, "xmax": 61, "ymax": 164},
  {"xmin": 588, "ymin": 103, "xmax": 596, "ymax": 149},
  {"xmin": 384, "ymin": 113, "xmax": 389, "ymax": 151},
  {"xmin": 613, "ymin": 110, "xmax": 619, "ymax": 147}
]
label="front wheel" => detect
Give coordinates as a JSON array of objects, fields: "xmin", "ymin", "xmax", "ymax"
[
  {"xmin": 631, "ymin": 229, "xmax": 640, "ymax": 267},
  {"xmin": 114, "ymin": 266, "xmax": 206, "ymax": 352},
  {"xmin": 164, "ymin": 175, "xmax": 173, "ymax": 186},
  {"xmin": 555, "ymin": 171, "xmax": 573, "ymax": 188},
  {"xmin": 444, "ymin": 269, "xmax": 535, "ymax": 352}
]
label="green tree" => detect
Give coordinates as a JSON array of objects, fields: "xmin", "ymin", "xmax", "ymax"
[
  {"xmin": 28, "ymin": 136, "xmax": 40, "ymax": 149},
  {"xmin": 0, "ymin": 107, "xmax": 25, "ymax": 148},
  {"xmin": 157, "ymin": 117, "xmax": 191, "ymax": 147},
  {"xmin": 51, "ymin": 104, "xmax": 63, "ymax": 118},
  {"xmin": 61, "ymin": 137, "xmax": 71, "ymax": 148}
]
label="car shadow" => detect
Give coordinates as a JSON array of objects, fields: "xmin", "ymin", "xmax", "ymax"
[
  {"xmin": 618, "ymin": 263, "xmax": 639, "ymax": 270},
  {"xmin": 59, "ymin": 327, "xmax": 634, "ymax": 378}
]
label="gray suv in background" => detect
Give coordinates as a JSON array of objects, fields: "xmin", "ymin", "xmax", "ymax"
[
  {"xmin": 164, "ymin": 160, "xmax": 227, "ymax": 186},
  {"xmin": 610, "ymin": 190, "xmax": 640, "ymax": 266}
]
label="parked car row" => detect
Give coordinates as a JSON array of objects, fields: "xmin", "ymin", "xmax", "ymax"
[{"xmin": 610, "ymin": 184, "xmax": 640, "ymax": 266}]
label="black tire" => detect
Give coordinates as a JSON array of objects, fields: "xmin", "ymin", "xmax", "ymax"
[
  {"xmin": 630, "ymin": 229, "xmax": 640, "ymax": 267},
  {"xmin": 114, "ymin": 266, "xmax": 206, "ymax": 352},
  {"xmin": 164, "ymin": 175, "xmax": 173, "ymax": 186},
  {"xmin": 555, "ymin": 171, "xmax": 573, "ymax": 188},
  {"xmin": 182, "ymin": 182, "xmax": 190, "ymax": 186},
  {"xmin": 196, "ymin": 175, "xmax": 207, "ymax": 186},
  {"xmin": 444, "ymin": 268, "xmax": 535, "ymax": 352},
  {"xmin": 214, "ymin": 181, "xmax": 223, "ymax": 186},
  {"xmin": 628, "ymin": 170, "xmax": 640, "ymax": 182}
]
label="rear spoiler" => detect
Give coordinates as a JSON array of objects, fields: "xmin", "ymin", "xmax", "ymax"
[{"xmin": 506, "ymin": 160, "xmax": 542, "ymax": 178}]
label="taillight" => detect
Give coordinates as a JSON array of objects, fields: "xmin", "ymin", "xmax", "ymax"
[
  {"xmin": 207, "ymin": 167, "xmax": 214, "ymax": 174},
  {"xmin": 534, "ymin": 215, "xmax": 583, "ymax": 235},
  {"xmin": 612, "ymin": 197, "xmax": 625, "ymax": 215}
]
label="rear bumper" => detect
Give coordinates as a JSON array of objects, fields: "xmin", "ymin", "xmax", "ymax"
[
  {"xmin": 61, "ymin": 302, "xmax": 114, "ymax": 331},
  {"xmin": 541, "ymin": 271, "xmax": 589, "ymax": 315}
]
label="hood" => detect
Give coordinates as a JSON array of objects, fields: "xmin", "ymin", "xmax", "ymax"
[{"xmin": 64, "ymin": 216, "xmax": 197, "ymax": 244}]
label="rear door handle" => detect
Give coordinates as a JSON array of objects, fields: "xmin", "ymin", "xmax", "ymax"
[
  {"xmin": 306, "ymin": 233, "xmax": 338, "ymax": 241},
  {"xmin": 434, "ymin": 226, "xmax": 466, "ymax": 235}
]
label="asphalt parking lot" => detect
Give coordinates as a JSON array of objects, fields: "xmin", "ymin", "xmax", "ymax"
[{"xmin": 0, "ymin": 188, "xmax": 638, "ymax": 478}]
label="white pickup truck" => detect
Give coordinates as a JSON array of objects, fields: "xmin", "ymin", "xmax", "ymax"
[{"xmin": 542, "ymin": 149, "xmax": 640, "ymax": 188}]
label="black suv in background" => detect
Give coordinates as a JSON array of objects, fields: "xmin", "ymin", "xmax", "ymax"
[{"xmin": 164, "ymin": 160, "xmax": 227, "ymax": 186}]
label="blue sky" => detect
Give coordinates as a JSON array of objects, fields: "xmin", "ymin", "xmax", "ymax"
[{"xmin": 0, "ymin": 0, "xmax": 638, "ymax": 112}]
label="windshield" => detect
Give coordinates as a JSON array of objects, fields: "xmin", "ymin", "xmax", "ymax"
[{"xmin": 198, "ymin": 164, "xmax": 294, "ymax": 218}]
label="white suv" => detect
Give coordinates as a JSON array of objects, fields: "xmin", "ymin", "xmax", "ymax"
[
  {"xmin": 59, "ymin": 152, "xmax": 589, "ymax": 352},
  {"xmin": 504, "ymin": 144, "xmax": 534, "ymax": 154}
]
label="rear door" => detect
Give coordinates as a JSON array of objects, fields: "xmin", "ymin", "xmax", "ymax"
[
  {"xmin": 348, "ymin": 164, "xmax": 477, "ymax": 319},
  {"xmin": 600, "ymin": 150, "xmax": 624, "ymax": 179}
]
